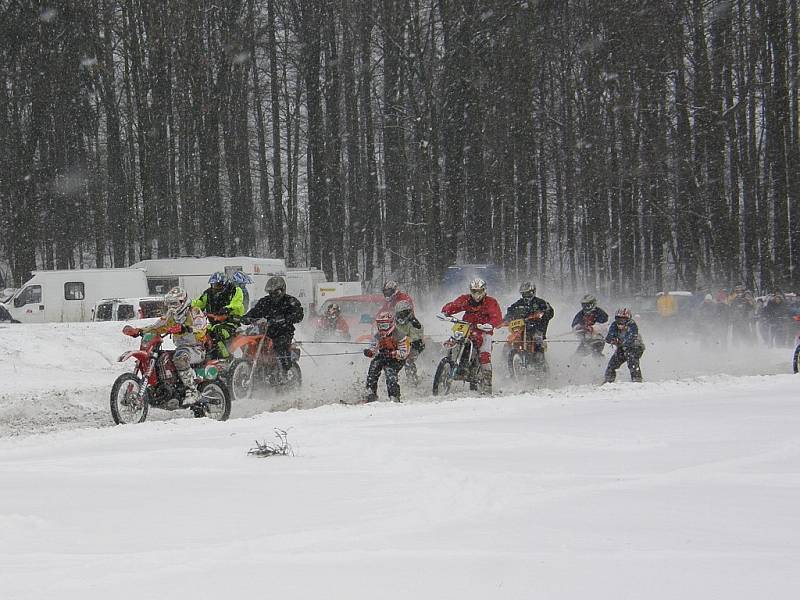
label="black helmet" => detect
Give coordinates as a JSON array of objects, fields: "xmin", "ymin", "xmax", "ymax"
[
  {"xmin": 265, "ymin": 276, "xmax": 286, "ymax": 297},
  {"xmin": 519, "ymin": 281, "xmax": 536, "ymax": 299}
]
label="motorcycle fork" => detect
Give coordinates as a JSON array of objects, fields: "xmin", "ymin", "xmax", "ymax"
[
  {"xmin": 137, "ymin": 359, "xmax": 154, "ymax": 404},
  {"xmin": 245, "ymin": 336, "xmax": 267, "ymax": 399}
]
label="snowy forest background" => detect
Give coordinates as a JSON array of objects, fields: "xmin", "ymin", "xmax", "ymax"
[{"xmin": 1, "ymin": 0, "xmax": 798, "ymax": 296}]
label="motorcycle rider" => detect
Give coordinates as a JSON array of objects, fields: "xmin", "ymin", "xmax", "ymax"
[
  {"xmin": 604, "ymin": 308, "xmax": 646, "ymax": 383},
  {"xmin": 378, "ymin": 279, "xmax": 415, "ymax": 315},
  {"xmin": 231, "ymin": 270, "xmax": 253, "ymax": 312},
  {"xmin": 192, "ymin": 272, "xmax": 245, "ymax": 359},
  {"xmin": 243, "ymin": 276, "xmax": 304, "ymax": 376},
  {"xmin": 127, "ymin": 287, "xmax": 208, "ymax": 405},
  {"xmin": 394, "ymin": 299, "xmax": 424, "ymax": 385},
  {"xmin": 362, "ymin": 311, "xmax": 411, "ymax": 403},
  {"xmin": 314, "ymin": 302, "xmax": 351, "ymax": 341},
  {"xmin": 504, "ymin": 281, "xmax": 554, "ymax": 347},
  {"xmin": 572, "ymin": 293, "xmax": 609, "ymax": 356},
  {"xmin": 440, "ymin": 278, "xmax": 503, "ymax": 393}
]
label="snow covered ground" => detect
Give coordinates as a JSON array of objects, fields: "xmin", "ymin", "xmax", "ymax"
[{"xmin": 1, "ymin": 317, "xmax": 799, "ymax": 598}]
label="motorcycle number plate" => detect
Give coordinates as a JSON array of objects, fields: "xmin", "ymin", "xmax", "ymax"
[
  {"xmin": 451, "ymin": 322, "xmax": 470, "ymax": 336},
  {"xmin": 509, "ymin": 319, "xmax": 525, "ymax": 331}
]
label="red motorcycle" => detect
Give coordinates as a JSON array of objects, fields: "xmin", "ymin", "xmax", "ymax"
[
  {"xmin": 224, "ymin": 321, "xmax": 302, "ymax": 401},
  {"xmin": 110, "ymin": 325, "xmax": 232, "ymax": 424}
]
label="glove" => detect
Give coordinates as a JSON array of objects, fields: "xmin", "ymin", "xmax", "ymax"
[
  {"xmin": 363, "ymin": 348, "xmax": 376, "ymax": 358},
  {"xmin": 122, "ymin": 325, "xmax": 141, "ymax": 337},
  {"xmin": 477, "ymin": 323, "xmax": 493, "ymax": 332}
]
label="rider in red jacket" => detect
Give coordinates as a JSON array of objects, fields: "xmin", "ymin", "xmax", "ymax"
[
  {"xmin": 378, "ymin": 279, "xmax": 415, "ymax": 315},
  {"xmin": 440, "ymin": 278, "xmax": 503, "ymax": 392}
]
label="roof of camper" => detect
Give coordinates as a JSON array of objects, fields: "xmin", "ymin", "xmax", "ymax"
[
  {"xmin": 31, "ymin": 268, "xmax": 146, "ymax": 276},
  {"xmin": 129, "ymin": 256, "xmax": 286, "ymax": 277}
]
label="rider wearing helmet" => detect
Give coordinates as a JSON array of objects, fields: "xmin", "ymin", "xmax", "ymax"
[
  {"xmin": 505, "ymin": 282, "xmax": 554, "ymax": 337},
  {"xmin": 394, "ymin": 299, "xmax": 425, "ymax": 385},
  {"xmin": 361, "ymin": 311, "xmax": 411, "ymax": 403},
  {"xmin": 571, "ymin": 293, "xmax": 609, "ymax": 356},
  {"xmin": 315, "ymin": 302, "xmax": 351, "ymax": 340},
  {"xmin": 230, "ymin": 271, "xmax": 253, "ymax": 312},
  {"xmin": 192, "ymin": 272, "xmax": 245, "ymax": 359},
  {"xmin": 129, "ymin": 287, "xmax": 209, "ymax": 404},
  {"xmin": 244, "ymin": 276, "xmax": 304, "ymax": 374},
  {"xmin": 604, "ymin": 307, "xmax": 646, "ymax": 383},
  {"xmin": 440, "ymin": 278, "xmax": 503, "ymax": 393},
  {"xmin": 378, "ymin": 279, "xmax": 415, "ymax": 315}
]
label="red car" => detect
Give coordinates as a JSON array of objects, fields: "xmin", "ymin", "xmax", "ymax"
[{"xmin": 318, "ymin": 295, "xmax": 386, "ymax": 342}]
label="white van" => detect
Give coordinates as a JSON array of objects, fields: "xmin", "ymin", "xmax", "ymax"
[
  {"xmin": 3, "ymin": 268, "xmax": 149, "ymax": 323},
  {"xmin": 285, "ymin": 268, "xmax": 328, "ymax": 314},
  {"xmin": 129, "ymin": 256, "xmax": 287, "ymax": 305}
]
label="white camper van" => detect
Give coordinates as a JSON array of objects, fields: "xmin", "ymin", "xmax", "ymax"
[
  {"xmin": 3, "ymin": 268, "xmax": 149, "ymax": 323},
  {"xmin": 129, "ymin": 256, "xmax": 287, "ymax": 305},
  {"xmin": 285, "ymin": 268, "xmax": 328, "ymax": 314}
]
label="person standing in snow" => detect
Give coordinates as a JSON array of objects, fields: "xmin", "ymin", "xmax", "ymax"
[
  {"xmin": 361, "ymin": 311, "xmax": 411, "ymax": 403},
  {"xmin": 604, "ymin": 308, "xmax": 646, "ymax": 383}
]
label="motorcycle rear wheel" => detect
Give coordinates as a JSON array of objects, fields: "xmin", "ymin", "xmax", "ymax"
[
  {"xmin": 432, "ymin": 358, "xmax": 454, "ymax": 396},
  {"xmin": 110, "ymin": 373, "xmax": 149, "ymax": 425},
  {"xmin": 197, "ymin": 380, "xmax": 232, "ymax": 421},
  {"xmin": 226, "ymin": 358, "xmax": 252, "ymax": 401}
]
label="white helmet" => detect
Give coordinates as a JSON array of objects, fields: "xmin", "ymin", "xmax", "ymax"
[
  {"xmin": 469, "ymin": 278, "xmax": 486, "ymax": 302},
  {"xmin": 165, "ymin": 287, "xmax": 190, "ymax": 321}
]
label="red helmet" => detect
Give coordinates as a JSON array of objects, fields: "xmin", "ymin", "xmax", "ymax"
[
  {"xmin": 615, "ymin": 307, "xmax": 632, "ymax": 321},
  {"xmin": 375, "ymin": 311, "xmax": 396, "ymax": 337}
]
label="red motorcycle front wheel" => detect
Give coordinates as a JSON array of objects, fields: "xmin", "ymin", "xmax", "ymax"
[{"xmin": 110, "ymin": 373, "xmax": 149, "ymax": 425}]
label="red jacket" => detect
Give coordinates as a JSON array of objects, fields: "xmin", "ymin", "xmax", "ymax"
[
  {"xmin": 377, "ymin": 291, "xmax": 415, "ymax": 316},
  {"xmin": 316, "ymin": 315, "xmax": 350, "ymax": 336},
  {"xmin": 441, "ymin": 294, "xmax": 503, "ymax": 333}
]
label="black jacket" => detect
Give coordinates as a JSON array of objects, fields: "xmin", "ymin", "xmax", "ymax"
[
  {"xmin": 505, "ymin": 296, "xmax": 554, "ymax": 336},
  {"xmin": 244, "ymin": 293, "xmax": 304, "ymax": 338}
]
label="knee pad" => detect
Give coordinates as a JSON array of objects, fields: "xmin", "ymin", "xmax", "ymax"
[{"xmin": 173, "ymin": 353, "xmax": 190, "ymax": 370}]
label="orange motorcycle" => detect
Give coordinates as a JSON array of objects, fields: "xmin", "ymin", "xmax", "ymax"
[
  {"xmin": 223, "ymin": 320, "xmax": 302, "ymax": 401},
  {"xmin": 506, "ymin": 311, "xmax": 548, "ymax": 380}
]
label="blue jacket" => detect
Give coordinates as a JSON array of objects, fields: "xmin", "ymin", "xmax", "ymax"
[{"xmin": 606, "ymin": 319, "xmax": 645, "ymax": 349}]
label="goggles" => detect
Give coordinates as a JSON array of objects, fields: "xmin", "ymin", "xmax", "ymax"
[{"xmin": 377, "ymin": 322, "xmax": 393, "ymax": 331}]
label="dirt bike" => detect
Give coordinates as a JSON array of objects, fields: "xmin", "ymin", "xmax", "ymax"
[
  {"xmin": 432, "ymin": 315, "xmax": 488, "ymax": 396},
  {"xmin": 573, "ymin": 322, "xmax": 608, "ymax": 357},
  {"xmin": 506, "ymin": 313, "xmax": 549, "ymax": 380},
  {"xmin": 110, "ymin": 325, "xmax": 231, "ymax": 424},
  {"xmin": 223, "ymin": 320, "xmax": 302, "ymax": 401}
]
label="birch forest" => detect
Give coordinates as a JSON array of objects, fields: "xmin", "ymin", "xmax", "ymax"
[{"xmin": 1, "ymin": 0, "xmax": 798, "ymax": 295}]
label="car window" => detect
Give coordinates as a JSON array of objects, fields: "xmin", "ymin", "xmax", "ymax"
[
  {"xmin": 95, "ymin": 302, "xmax": 113, "ymax": 321},
  {"xmin": 118, "ymin": 304, "xmax": 135, "ymax": 320},
  {"xmin": 139, "ymin": 300, "xmax": 166, "ymax": 318},
  {"xmin": 14, "ymin": 285, "xmax": 42, "ymax": 307},
  {"xmin": 148, "ymin": 277, "xmax": 178, "ymax": 295},
  {"xmin": 65, "ymin": 282, "xmax": 85, "ymax": 300}
]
